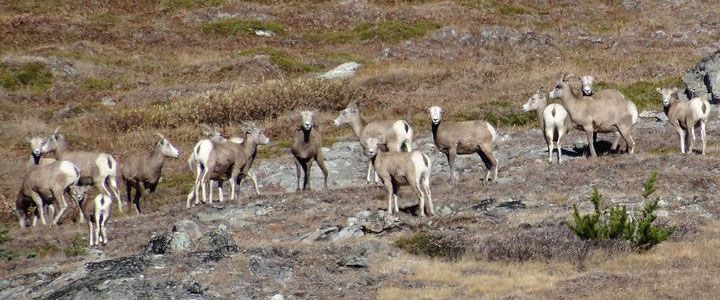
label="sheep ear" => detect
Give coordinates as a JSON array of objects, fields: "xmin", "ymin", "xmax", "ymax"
[
  {"xmin": 655, "ymin": 87, "xmax": 662, "ymax": 93},
  {"xmin": 672, "ymin": 87, "xmax": 678, "ymax": 93},
  {"xmin": 53, "ymin": 126, "xmax": 61, "ymax": 135}
]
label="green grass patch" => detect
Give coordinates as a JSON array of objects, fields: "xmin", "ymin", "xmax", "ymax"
[
  {"xmin": 64, "ymin": 234, "xmax": 87, "ymax": 257},
  {"xmin": 201, "ymin": 18, "xmax": 285, "ymax": 36},
  {"xmin": 485, "ymin": 111, "xmax": 536, "ymax": 128},
  {"xmin": 0, "ymin": 226, "xmax": 16, "ymax": 261},
  {"xmin": 0, "ymin": 62, "xmax": 53, "ymax": 93},
  {"xmin": 239, "ymin": 47, "xmax": 317, "ymax": 73},
  {"xmin": 456, "ymin": 0, "xmax": 538, "ymax": 15},
  {"xmin": 596, "ymin": 77, "xmax": 683, "ymax": 110},
  {"xmin": 160, "ymin": 0, "xmax": 225, "ymax": 11},
  {"xmin": 257, "ymin": 139, "xmax": 292, "ymax": 159},
  {"xmin": 395, "ymin": 231, "xmax": 465, "ymax": 260},
  {"xmin": 87, "ymin": 12, "xmax": 120, "ymax": 26},
  {"xmin": 80, "ymin": 77, "xmax": 114, "ymax": 91}
]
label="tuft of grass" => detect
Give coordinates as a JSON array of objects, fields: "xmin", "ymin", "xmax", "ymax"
[
  {"xmin": 26, "ymin": 242, "xmax": 61, "ymax": 259},
  {"xmin": 64, "ymin": 234, "xmax": 88, "ymax": 257},
  {"xmin": 0, "ymin": 62, "xmax": 53, "ymax": 93},
  {"xmin": 485, "ymin": 111, "xmax": 536, "ymax": 128},
  {"xmin": 239, "ymin": 47, "xmax": 317, "ymax": 73},
  {"xmin": 0, "ymin": 225, "xmax": 16, "ymax": 261},
  {"xmin": 257, "ymin": 139, "xmax": 292, "ymax": 159},
  {"xmin": 201, "ymin": 18, "xmax": 285, "ymax": 36},
  {"xmin": 354, "ymin": 20, "xmax": 441, "ymax": 43},
  {"xmin": 160, "ymin": 0, "xmax": 225, "ymax": 11},
  {"xmin": 457, "ymin": 0, "xmax": 538, "ymax": 15},
  {"xmin": 596, "ymin": 77, "xmax": 683, "ymax": 110},
  {"xmin": 80, "ymin": 77, "xmax": 114, "ymax": 91},
  {"xmin": 395, "ymin": 231, "xmax": 466, "ymax": 260}
]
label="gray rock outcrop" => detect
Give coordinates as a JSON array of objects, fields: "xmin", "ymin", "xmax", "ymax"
[{"xmin": 683, "ymin": 49, "xmax": 720, "ymax": 103}]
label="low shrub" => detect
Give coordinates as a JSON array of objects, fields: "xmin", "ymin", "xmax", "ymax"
[
  {"xmin": 395, "ymin": 231, "xmax": 466, "ymax": 260},
  {"xmin": 0, "ymin": 225, "xmax": 16, "ymax": 261},
  {"xmin": 64, "ymin": 234, "xmax": 88, "ymax": 257},
  {"xmin": 239, "ymin": 47, "xmax": 317, "ymax": 73},
  {"xmin": 0, "ymin": 62, "xmax": 53, "ymax": 93}
]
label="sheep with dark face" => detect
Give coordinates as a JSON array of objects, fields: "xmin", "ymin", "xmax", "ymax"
[
  {"xmin": 120, "ymin": 133, "xmax": 180, "ymax": 214},
  {"xmin": 291, "ymin": 110, "xmax": 328, "ymax": 191}
]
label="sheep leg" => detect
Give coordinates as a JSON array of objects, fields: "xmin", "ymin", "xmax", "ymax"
[
  {"xmin": 88, "ymin": 220, "xmax": 95, "ymax": 246},
  {"xmin": 217, "ymin": 180, "xmax": 224, "ymax": 203},
  {"xmin": 675, "ymin": 127, "xmax": 686, "ymax": 154},
  {"xmin": 125, "ymin": 180, "xmax": 134, "ymax": 211},
  {"xmin": 611, "ymin": 132, "xmax": 621, "ymax": 153},
  {"xmin": 617, "ymin": 125, "xmax": 635, "ymax": 155},
  {"xmin": 31, "ymin": 209, "xmax": 38, "ymax": 227},
  {"xmin": 385, "ymin": 182, "xmax": 394, "ymax": 215},
  {"xmin": 101, "ymin": 214, "xmax": 108, "ymax": 245},
  {"xmin": 47, "ymin": 205, "xmax": 55, "ymax": 225},
  {"xmin": 107, "ymin": 176, "xmax": 122, "ymax": 213},
  {"xmin": 447, "ymin": 148, "xmax": 458, "ymax": 183},
  {"xmin": 423, "ymin": 173, "xmax": 434, "ymax": 216},
  {"xmin": 700, "ymin": 120, "xmax": 707, "ymax": 155},
  {"xmin": 412, "ymin": 178, "xmax": 426, "ymax": 218},
  {"xmin": 585, "ymin": 130, "xmax": 597, "ymax": 157},
  {"xmin": 316, "ymin": 153, "xmax": 329, "ymax": 190},
  {"xmin": 304, "ymin": 160, "xmax": 314, "ymax": 191},
  {"xmin": 16, "ymin": 208, "xmax": 26, "ymax": 228},
  {"xmin": 248, "ymin": 170, "xmax": 261, "ymax": 195},
  {"xmin": 366, "ymin": 162, "xmax": 374, "ymax": 184},
  {"xmin": 546, "ymin": 128, "xmax": 555, "ymax": 163},
  {"xmin": 51, "ymin": 189, "xmax": 68, "ymax": 225},
  {"xmin": 94, "ymin": 211, "xmax": 101, "ymax": 245},
  {"xmin": 293, "ymin": 156, "xmax": 303, "ymax": 191},
  {"xmin": 556, "ymin": 129, "xmax": 564, "ymax": 163},
  {"xmin": 688, "ymin": 119, "xmax": 696, "ymax": 154},
  {"xmin": 133, "ymin": 182, "xmax": 144, "ymax": 214},
  {"xmin": 478, "ymin": 144, "xmax": 498, "ymax": 185},
  {"xmin": 30, "ymin": 193, "xmax": 46, "ymax": 225}
]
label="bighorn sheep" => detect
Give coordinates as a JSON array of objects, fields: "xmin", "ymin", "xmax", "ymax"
[
  {"xmin": 548, "ymin": 74, "xmax": 638, "ymax": 157},
  {"xmin": 334, "ymin": 101, "xmax": 413, "ymax": 183},
  {"xmin": 364, "ymin": 136, "xmax": 434, "ymax": 217},
  {"xmin": 656, "ymin": 87, "xmax": 711, "ymax": 154},
  {"xmin": 580, "ymin": 75, "xmax": 594, "ymax": 96},
  {"xmin": 15, "ymin": 160, "xmax": 80, "ymax": 226},
  {"xmin": 72, "ymin": 186, "xmax": 112, "ymax": 246},
  {"xmin": 40, "ymin": 127, "xmax": 124, "ymax": 212},
  {"xmin": 291, "ymin": 110, "xmax": 328, "ymax": 191},
  {"xmin": 187, "ymin": 123, "xmax": 269, "ymax": 207},
  {"xmin": 522, "ymin": 90, "xmax": 572, "ymax": 163},
  {"xmin": 120, "ymin": 133, "xmax": 180, "ymax": 214},
  {"xmin": 26, "ymin": 136, "xmax": 56, "ymax": 172},
  {"xmin": 427, "ymin": 106, "xmax": 499, "ymax": 184}
]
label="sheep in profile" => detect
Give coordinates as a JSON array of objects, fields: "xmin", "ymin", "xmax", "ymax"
[
  {"xmin": 522, "ymin": 90, "xmax": 572, "ymax": 163},
  {"xmin": 291, "ymin": 110, "xmax": 328, "ymax": 191},
  {"xmin": 656, "ymin": 87, "xmax": 711, "ymax": 154},
  {"xmin": 364, "ymin": 136, "xmax": 434, "ymax": 217},
  {"xmin": 40, "ymin": 127, "xmax": 124, "ymax": 212},
  {"xmin": 72, "ymin": 186, "xmax": 112, "ymax": 246},
  {"xmin": 120, "ymin": 133, "xmax": 180, "ymax": 214},
  {"xmin": 427, "ymin": 106, "xmax": 498, "ymax": 184},
  {"xmin": 16, "ymin": 160, "xmax": 80, "ymax": 226},
  {"xmin": 334, "ymin": 101, "xmax": 413, "ymax": 183},
  {"xmin": 549, "ymin": 74, "xmax": 638, "ymax": 157}
]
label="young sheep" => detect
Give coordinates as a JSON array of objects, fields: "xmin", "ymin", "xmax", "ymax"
[
  {"xmin": 549, "ymin": 74, "xmax": 638, "ymax": 157},
  {"xmin": 427, "ymin": 106, "xmax": 498, "ymax": 184},
  {"xmin": 16, "ymin": 160, "xmax": 80, "ymax": 226},
  {"xmin": 291, "ymin": 110, "xmax": 328, "ymax": 191},
  {"xmin": 522, "ymin": 90, "xmax": 573, "ymax": 163},
  {"xmin": 334, "ymin": 101, "xmax": 413, "ymax": 183},
  {"xmin": 72, "ymin": 186, "xmax": 112, "ymax": 246},
  {"xmin": 187, "ymin": 123, "xmax": 269, "ymax": 206},
  {"xmin": 120, "ymin": 133, "xmax": 180, "ymax": 214},
  {"xmin": 40, "ymin": 127, "xmax": 124, "ymax": 212},
  {"xmin": 364, "ymin": 136, "xmax": 434, "ymax": 217},
  {"xmin": 656, "ymin": 87, "xmax": 711, "ymax": 154}
]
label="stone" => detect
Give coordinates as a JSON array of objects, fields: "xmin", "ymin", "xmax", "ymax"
[
  {"xmin": 100, "ymin": 97, "xmax": 116, "ymax": 106},
  {"xmin": 682, "ymin": 49, "xmax": 720, "ymax": 103},
  {"xmin": 342, "ymin": 257, "xmax": 368, "ymax": 268},
  {"xmin": 469, "ymin": 198, "xmax": 495, "ymax": 211},
  {"xmin": 332, "ymin": 225, "xmax": 364, "ymax": 242},
  {"xmin": 302, "ymin": 225, "xmax": 339, "ymax": 242},
  {"xmin": 639, "ymin": 110, "xmax": 669, "ymax": 122},
  {"xmin": 270, "ymin": 294, "xmax": 285, "ymax": 300},
  {"xmin": 145, "ymin": 232, "xmax": 192, "ymax": 254},
  {"xmin": 497, "ymin": 200, "xmax": 526, "ymax": 210},
  {"xmin": 255, "ymin": 30, "xmax": 274, "ymax": 37},
  {"xmin": 317, "ymin": 62, "xmax": 361, "ymax": 79},
  {"xmin": 173, "ymin": 220, "xmax": 202, "ymax": 240}
]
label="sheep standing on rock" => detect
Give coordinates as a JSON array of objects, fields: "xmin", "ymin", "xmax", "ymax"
[
  {"xmin": 522, "ymin": 90, "xmax": 572, "ymax": 163},
  {"xmin": 16, "ymin": 160, "xmax": 80, "ymax": 227},
  {"xmin": 427, "ymin": 106, "xmax": 498, "ymax": 184},
  {"xmin": 120, "ymin": 133, "xmax": 180, "ymax": 214},
  {"xmin": 549, "ymin": 74, "xmax": 638, "ymax": 157},
  {"xmin": 657, "ymin": 87, "xmax": 711, "ymax": 154},
  {"xmin": 334, "ymin": 101, "xmax": 413, "ymax": 183},
  {"xmin": 291, "ymin": 110, "xmax": 328, "ymax": 191},
  {"xmin": 364, "ymin": 136, "xmax": 434, "ymax": 217}
]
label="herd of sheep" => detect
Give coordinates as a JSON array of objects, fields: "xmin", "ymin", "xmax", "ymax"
[{"xmin": 13, "ymin": 74, "xmax": 712, "ymax": 247}]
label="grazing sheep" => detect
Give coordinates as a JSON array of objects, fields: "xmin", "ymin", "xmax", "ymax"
[
  {"xmin": 40, "ymin": 127, "xmax": 124, "ymax": 212},
  {"xmin": 522, "ymin": 90, "xmax": 572, "ymax": 163},
  {"xmin": 16, "ymin": 160, "xmax": 80, "ymax": 226},
  {"xmin": 291, "ymin": 110, "xmax": 328, "ymax": 191},
  {"xmin": 427, "ymin": 106, "xmax": 498, "ymax": 184},
  {"xmin": 72, "ymin": 186, "xmax": 112, "ymax": 246},
  {"xmin": 120, "ymin": 133, "xmax": 180, "ymax": 214},
  {"xmin": 657, "ymin": 87, "xmax": 711, "ymax": 154},
  {"xmin": 549, "ymin": 74, "xmax": 638, "ymax": 157},
  {"xmin": 334, "ymin": 101, "xmax": 413, "ymax": 183},
  {"xmin": 364, "ymin": 136, "xmax": 434, "ymax": 217}
]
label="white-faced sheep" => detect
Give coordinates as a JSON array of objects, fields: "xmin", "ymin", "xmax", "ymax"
[
  {"xmin": 364, "ymin": 136, "xmax": 434, "ymax": 217},
  {"xmin": 26, "ymin": 136, "xmax": 56, "ymax": 172},
  {"xmin": 15, "ymin": 160, "xmax": 80, "ymax": 226},
  {"xmin": 291, "ymin": 110, "xmax": 328, "ymax": 191},
  {"xmin": 334, "ymin": 101, "xmax": 413, "ymax": 183},
  {"xmin": 548, "ymin": 74, "xmax": 638, "ymax": 157},
  {"xmin": 120, "ymin": 133, "xmax": 180, "ymax": 214},
  {"xmin": 522, "ymin": 90, "xmax": 572, "ymax": 163},
  {"xmin": 427, "ymin": 106, "xmax": 498, "ymax": 184},
  {"xmin": 656, "ymin": 87, "xmax": 711, "ymax": 154},
  {"xmin": 40, "ymin": 127, "xmax": 124, "ymax": 212},
  {"xmin": 580, "ymin": 75, "xmax": 595, "ymax": 96},
  {"xmin": 72, "ymin": 186, "xmax": 112, "ymax": 246}
]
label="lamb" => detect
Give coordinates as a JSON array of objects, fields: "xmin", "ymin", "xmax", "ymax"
[
  {"xmin": 334, "ymin": 101, "xmax": 413, "ymax": 183},
  {"xmin": 40, "ymin": 127, "xmax": 124, "ymax": 212},
  {"xmin": 291, "ymin": 110, "xmax": 328, "ymax": 191},
  {"xmin": 120, "ymin": 133, "xmax": 180, "ymax": 214},
  {"xmin": 72, "ymin": 186, "xmax": 112, "ymax": 246},
  {"xmin": 427, "ymin": 106, "xmax": 499, "ymax": 184},
  {"xmin": 522, "ymin": 90, "xmax": 573, "ymax": 163},
  {"xmin": 363, "ymin": 136, "xmax": 434, "ymax": 217},
  {"xmin": 15, "ymin": 160, "xmax": 80, "ymax": 227},
  {"xmin": 187, "ymin": 123, "xmax": 269, "ymax": 207},
  {"xmin": 656, "ymin": 87, "xmax": 711, "ymax": 154},
  {"xmin": 548, "ymin": 74, "xmax": 638, "ymax": 157}
]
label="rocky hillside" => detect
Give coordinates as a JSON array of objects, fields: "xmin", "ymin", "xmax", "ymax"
[{"xmin": 2, "ymin": 0, "xmax": 720, "ymax": 299}]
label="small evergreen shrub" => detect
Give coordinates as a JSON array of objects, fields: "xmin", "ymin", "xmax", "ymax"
[
  {"xmin": 395, "ymin": 231, "xmax": 466, "ymax": 260},
  {"xmin": 0, "ymin": 226, "xmax": 16, "ymax": 261},
  {"xmin": 64, "ymin": 234, "xmax": 88, "ymax": 257},
  {"xmin": 568, "ymin": 172, "xmax": 675, "ymax": 251}
]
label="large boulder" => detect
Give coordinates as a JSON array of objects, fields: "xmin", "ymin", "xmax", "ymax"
[{"xmin": 683, "ymin": 49, "xmax": 720, "ymax": 103}]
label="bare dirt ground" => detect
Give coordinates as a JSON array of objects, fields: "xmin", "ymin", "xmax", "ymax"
[{"xmin": 1, "ymin": 0, "xmax": 720, "ymax": 299}]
